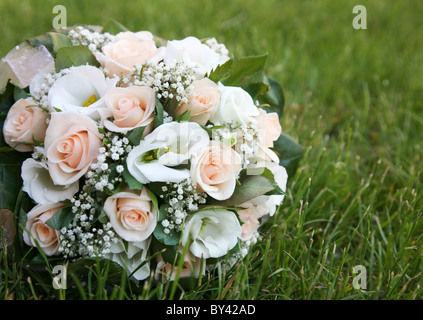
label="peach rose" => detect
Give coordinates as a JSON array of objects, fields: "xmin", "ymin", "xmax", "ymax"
[
  {"xmin": 175, "ymin": 78, "xmax": 220, "ymax": 125},
  {"xmin": 154, "ymin": 247, "xmax": 206, "ymax": 282},
  {"xmin": 44, "ymin": 111, "xmax": 102, "ymax": 185},
  {"xmin": 2, "ymin": 98, "xmax": 47, "ymax": 152},
  {"xmin": 103, "ymin": 86, "xmax": 155, "ymax": 134},
  {"xmin": 255, "ymin": 108, "xmax": 282, "ymax": 162},
  {"xmin": 103, "ymin": 188, "xmax": 157, "ymax": 242},
  {"xmin": 236, "ymin": 201, "xmax": 267, "ymax": 241},
  {"xmin": 255, "ymin": 109, "xmax": 281, "ymax": 148},
  {"xmin": 95, "ymin": 38, "xmax": 159, "ymax": 77},
  {"xmin": 23, "ymin": 203, "xmax": 64, "ymax": 256},
  {"xmin": 190, "ymin": 141, "xmax": 241, "ymax": 200}
]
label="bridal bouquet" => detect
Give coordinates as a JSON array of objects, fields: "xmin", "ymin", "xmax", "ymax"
[{"xmin": 0, "ymin": 23, "xmax": 302, "ymax": 283}]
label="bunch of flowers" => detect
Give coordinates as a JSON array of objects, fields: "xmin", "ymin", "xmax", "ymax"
[{"xmin": 0, "ymin": 24, "xmax": 302, "ymax": 283}]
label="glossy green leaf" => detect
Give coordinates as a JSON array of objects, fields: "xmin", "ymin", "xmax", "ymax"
[
  {"xmin": 126, "ymin": 125, "xmax": 146, "ymax": 146},
  {"xmin": 259, "ymin": 76, "xmax": 285, "ymax": 117},
  {"xmin": 154, "ymin": 98, "xmax": 164, "ymax": 128},
  {"xmin": 222, "ymin": 53, "xmax": 268, "ymax": 87},
  {"xmin": 55, "ymin": 45, "xmax": 100, "ymax": 72},
  {"xmin": 207, "ymin": 167, "xmax": 282, "ymax": 207},
  {"xmin": 122, "ymin": 167, "xmax": 143, "ymax": 191},
  {"xmin": 0, "ymin": 151, "xmax": 30, "ymax": 211},
  {"xmin": 102, "ymin": 19, "xmax": 130, "ymax": 35},
  {"xmin": 153, "ymin": 223, "xmax": 180, "ymax": 246},
  {"xmin": 207, "ymin": 58, "xmax": 233, "ymax": 83},
  {"xmin": 174, "ymin": 110, "xmax": 191, "ymax": 122},
  {"xmin": 272, "ymin": 133, "xmax": 303, "ymax": 178},
  {"xmin": 45, "ymin": 206, "xmax": 75, "ymax": 230}
]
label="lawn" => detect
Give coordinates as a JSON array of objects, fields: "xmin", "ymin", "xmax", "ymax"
[{"xmin": 0, "ymin": 0, "xmax": 422, "ymax": 300}]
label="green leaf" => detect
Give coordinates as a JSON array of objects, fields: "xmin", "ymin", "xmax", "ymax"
[
  {"xmin": 45, "ymin": 206, "xmax": 75, "ymax": 230},
  {"xmin": 174, "ymin": 110, "xmax": 191, "ymax": 122},
  {"xmin": 259, "ymin": 76, "xmax": 285, "ymax": 117},
  {"xmin": 207, "ymin": 58, "xmax": 233, "ymax": 83},
  {"xmin": 153, "ymin": 203, "xmax": 181, "ymax": 246},
  {"xmin": 272, "ymin": 133, "xmax": 303, "ymax": 178},
  {"xmin": 242, "ymin": 81, "xmax": 269, "ymax": 101},
  {"xmin": 147, "ymin": 181, "xmax": 168, "ymax": 199},
  {"xmin": 13, "ymin": 86, "xmax": 30, "ymax": 101},
  {"xmin": 0, "ymin": 146, "xmax": 13, "ymax": 152},
  {"xmin": 222, "ymin": 53, "xmax": 268, "ymax": 87},
  {"xmin": 126, "ymin": 125, "xmax": 146, "ymax": 146},
  {"xmin": 48, "ymin": 32, "xmax": 72, "ymax": 53},
  {"xmin": 145, "ymin": 187, "xmax": 159, "ymax": 214},
  {"xmin": 0, "ymin": 151, "xmax": 30, "ymax": 211},
  {"xmin": 154, "ymin": 98, "xmax": 164, "ymax": 128},
  {"xmin": 122, "ymin": 167, "xmax": 143, "ymax": 191},
  {"xmin": 26, "ymin": 31, "xmax": 71, "ymax": 55},
  {"xmin": 102, "ymin": 19, "xmax": 130, "ymax": 35},
  {"xmin": 153, "ymin": 222, "xmax": 180, "ymax": 246},
  {"xmin": 157, "ymin": 203, "xmax": 169, "ymax": 222},
  {"xmin": 97, "ymin": 207, "xmax": 109, "ymax": 224},
  {"xmin": 207, "ymin": 167, "xmax": 282, "ymax": 207},
  {"xmin": 0, "ymin": 81, "xmax": 15, "ymax": 115},
  {"xmin": 55, "ymin": 45, "xmax": 100, "ymax": 72},
  {"xmin": 151, "ymin": 237, "xmax": 181, "ymax": 264}
]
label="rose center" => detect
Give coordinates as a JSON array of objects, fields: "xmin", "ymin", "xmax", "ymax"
[
  {"xmin": 34, "ymin": 222, "xmax": 55, "ymax": 244},
  {"xmin": 57, "ymin": 131, "xmax": 89, "ymax": 169},
  {"xmin": 14, "ymin": 109, "xmax": 33, "ymax": 132},
  {"xmin": 120, "ymin": 209, "xmax": 148, "ymax": 230}
]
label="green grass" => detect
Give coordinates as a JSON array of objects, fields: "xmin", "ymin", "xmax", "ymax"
[{"xmin": 1, "ymin": 0, "xmax": 423, "ymax": 300}]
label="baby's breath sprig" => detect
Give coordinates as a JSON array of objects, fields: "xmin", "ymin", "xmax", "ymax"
[
  {"xmin": 67, "ymin": 26, "xmax": 115, "ymax": 52},
  {"xmin": 204, "ymin": 37, "xmax": 230, "ymax": 61},
  {"xmin": 87, "ymin": 129, "xmax": 133, "ymax": 193},
  {"xmin": 158, "ymin": 178, "xmax": 207, "ymax": 234},
  {"xmin": 30, "ymin": 68, "xmax": 71, "ymax": 110},
  {"xmin": 121, "ymin": 61, "xmax": 196, "ymax": 106},
  {"xmin": 58, "ymin": 190, "xmax": 118, "ymax": 259},
  {"xmin": 210, "ymin": 121, "xmax": 261, "ymax": 169}
]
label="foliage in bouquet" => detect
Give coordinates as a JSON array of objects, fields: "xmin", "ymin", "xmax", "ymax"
[{"xmin": 0, "ymin": 21, "xmax": 303, "ymax": 287}]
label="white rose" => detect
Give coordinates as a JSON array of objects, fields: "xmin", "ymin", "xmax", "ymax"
[
  {"xmin": 107, "ymin": 238, "xmax": 151, "ymax": 281},
  {"xmin": 21, "ymin": 158, "xmax": 79, "ymax": 204},
  {"xmin": 181, "ymin": 209, "xmax": 242, "ymax": 259},
  {"xmin": 210, "ymin": 83, "xmax": 260, "ymax": 126},
  {"xmin": 126, "ymin": 121, "xmax": 209, "ymax": 184},
  {"xmin": 103, "ymin": 188, "xmax": 157, "ymax": 242},
  {"xmin": 48, "ymin": 65, "xmax": 117, "ymax": 122},
  {"xmin": 163, "ymin": 36, "xmax": 223, "ymax": 79}
]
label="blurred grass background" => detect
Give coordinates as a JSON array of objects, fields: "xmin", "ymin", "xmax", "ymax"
[{"xmin": 1, "ymin": 0, "xmax": 422, "ymax": 299}]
